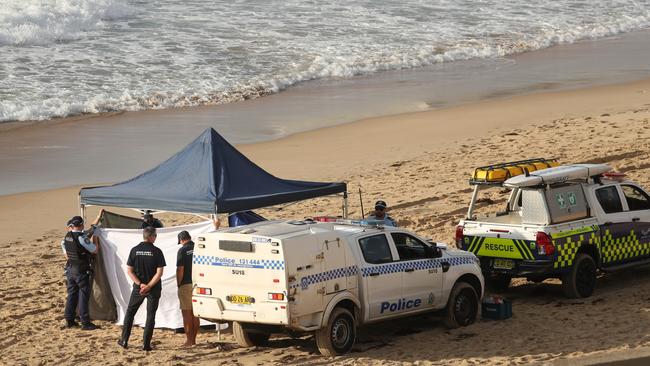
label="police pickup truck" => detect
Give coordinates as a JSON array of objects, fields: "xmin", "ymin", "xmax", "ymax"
[
  {"xmin": 192, "ymin": 219, "xmax": 483, "ymax": 356},
  {"xmin": 457, "ymin": 158, "xmax": 650, "ymax": 298}
]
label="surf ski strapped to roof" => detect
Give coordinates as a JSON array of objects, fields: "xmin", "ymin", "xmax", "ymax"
[
  {"xmin": 504, "ymin": 164, "xmax": 612, "ymax": 188},
  {"xmin": 469, "ymin": 158, "xmax": 560, "ymax": 186}
]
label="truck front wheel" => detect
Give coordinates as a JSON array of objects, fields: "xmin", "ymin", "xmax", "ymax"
[
  {"xmin": 444, "ymin": 282, "xmax": 479, "ymax": 329},
  {"xmin": 233, "ymin": 321, "xmax": 270, "ymax": 347},
  {"xmin": 315, "ymin": 307, "xmax": 356, "ymax": 356},
  {"xmin": 562, "ymin": 253, "xmax": 597, "ymax": 298}
]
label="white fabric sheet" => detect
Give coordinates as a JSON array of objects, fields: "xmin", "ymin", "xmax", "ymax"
[{"xmin": 96, "ymin": 221, "xmax": 215, "ymax": 329}]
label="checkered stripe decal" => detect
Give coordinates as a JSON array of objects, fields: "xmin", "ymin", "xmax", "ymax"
[
  {"xmin": 289, "ymin": 256, "xmax": 475, "ymax": 290},
  {"xmin": 193, "ymin": 255, "xmax": 285, "ymax": 270},
  {"xmin": 262, "ymin": 259, "xmax": 285, "ymax": 270},
  {"xmin": 360, "ymin": 257, "xmax": 475, "ymax": 277},
  {"xmin": 554, "ymin": 232, "xmax": 600, "ymax": 269},
  {"xmin": 601, "ymin": 229, "xmax": 650, "ymax": 263},
  {"xmin": 290, "ymin": 266, "xmax": 358, "ymax": 289}
]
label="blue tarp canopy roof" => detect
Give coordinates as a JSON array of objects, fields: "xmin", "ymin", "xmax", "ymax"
[{"xmin": 80, "ymin": 128, "xmax": 346, "ymax": 214}]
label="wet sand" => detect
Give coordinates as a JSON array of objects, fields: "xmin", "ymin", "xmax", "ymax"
[{"xmin": 2, "ymin": 77, "xmax": 650, "ymax": 365}]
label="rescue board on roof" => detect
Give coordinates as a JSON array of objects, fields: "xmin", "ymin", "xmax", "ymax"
[
  {"xmin": 504, "ymin": 164, "xmax": 612, "ymax": 188},
  {"xmin": 470, "ymin": 158, "xmax": 560, "ymax": 185}
]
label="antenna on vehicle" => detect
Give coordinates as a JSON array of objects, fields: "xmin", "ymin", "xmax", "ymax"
[{"xmin": 358, "ymin": 187, "xmax": 365, "ymax": 219}]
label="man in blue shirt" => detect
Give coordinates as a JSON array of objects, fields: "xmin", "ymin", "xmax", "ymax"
[{"xmin": 366, "ymin": 200, "xmax": 397, "ymax": 227}]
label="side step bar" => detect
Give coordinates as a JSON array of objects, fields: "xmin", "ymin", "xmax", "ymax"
[{"xmin": 601, "ymin": 257, "xmax": 650, "ymax": 272}]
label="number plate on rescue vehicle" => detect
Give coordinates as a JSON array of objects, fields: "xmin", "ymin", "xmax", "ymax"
[
  {"xmin": 493, "ymin": 258, "xmax": 514, "ymax": 270},
  {"xmin": 229, "ymin": 295, "xmax": 253, "ymax": 305}
]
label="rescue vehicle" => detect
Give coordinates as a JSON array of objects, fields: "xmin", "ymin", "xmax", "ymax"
[
  {"xmin": 192, "ymin": 219, "xmax": 483, "ymax": 355},
  {"xmin": 457, "ymin": 158, "xmax": 650, "ymax": 298}
]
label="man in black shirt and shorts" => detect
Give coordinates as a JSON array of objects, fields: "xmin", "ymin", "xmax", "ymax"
[
  {"xmin": 118, "ymin": 227, "xmax": 166, "ymax": 351},
  {"xmin": 176, "ymin": 230, "xmax": 199, "ymax": 347}
]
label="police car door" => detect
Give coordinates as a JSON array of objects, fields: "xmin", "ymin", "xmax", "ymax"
[
  {"xmin": 594, "ymin": 185, "xmax": 636, "ymax": 267},
  {"xmin": 390, "ymin": 232, "xmax": 443, "ymax": 311},
  {"xmin": 620, "ymin": 184, "xmax": 650, "ymax": 262},
  {"xmin": 356, "ymin": 233, "xmax": 401, "ymax": 321}
]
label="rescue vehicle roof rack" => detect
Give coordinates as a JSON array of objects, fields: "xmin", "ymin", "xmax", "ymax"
[{"xmin": 469, "ymin": 158, "xmax": 560, "ymax": 186}]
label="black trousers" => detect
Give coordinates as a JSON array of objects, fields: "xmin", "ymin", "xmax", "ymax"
[
  {"xmin": 120, "ymin": 284, "xmax": 161, "ymax": 347},
  {"xmin": 65, "ymin": 267, "xmax": 91, "ymax": 324}
]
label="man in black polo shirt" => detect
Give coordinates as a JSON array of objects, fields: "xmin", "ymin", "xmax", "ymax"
[{"xmin": 118, "ymin": 227, "xmax": 166, "ymax": 351}]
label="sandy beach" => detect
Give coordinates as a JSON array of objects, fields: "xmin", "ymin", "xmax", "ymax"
[{"xmin": 2, "ymin": 77, "xmax": 650, "ymax": 365}]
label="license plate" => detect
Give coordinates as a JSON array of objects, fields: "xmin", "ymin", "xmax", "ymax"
[
  {"xmin": 229, "ymin": 294, "xmax": 253, "ymax": 305},
  {"xmin": 493, "ymin": 258, "xmax": 514, "ymax": 270}
]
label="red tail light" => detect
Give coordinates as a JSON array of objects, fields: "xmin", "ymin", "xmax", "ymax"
[
  {"xmin": 455, "ymin": 225, "xmax": 464, "ymax": 246},
  {"xmin": 196, "ymin": 287, "xmax": 212, "ymax": 295},
  {"xmin": 536, "ymin": 232, "xmax": 555, "ymax": 256},
  {"xmin": 268, "ymin": 293, "xmax": 285, "ymax": 301}
]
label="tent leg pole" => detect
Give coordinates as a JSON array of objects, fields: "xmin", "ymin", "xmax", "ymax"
[
  {"xmin": 343, "ymin": 192, "xmax": 349, "ymax": 219},
  {"xmin": 80, "ymin": 203, "xmax": 86, "ymax": 223}
]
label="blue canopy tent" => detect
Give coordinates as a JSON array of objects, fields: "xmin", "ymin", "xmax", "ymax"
[{"xmin": 79, "ymin": 128, "xmax": 347, "ymax": 216}]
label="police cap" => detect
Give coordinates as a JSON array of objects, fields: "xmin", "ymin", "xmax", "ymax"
[
  {"xmin": 67, "ymin": 216, "xmax": 84, "ymax": 227},
  {"xmin": 178, "ymin": 230, "xmax": 191, "ymax": 244}
]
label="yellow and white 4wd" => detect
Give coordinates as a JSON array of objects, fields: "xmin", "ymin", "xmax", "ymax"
[
  {"xmin": 458, "ymin": 159, "xmax": 650, "ymax": 298},
  {"xmin": 192, "ymin": 219, "xmax": 483, "ymax": 355}
]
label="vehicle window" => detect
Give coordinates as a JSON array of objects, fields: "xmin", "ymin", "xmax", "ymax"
[
  {"xmin": 622, "ymin": 185, "xmax": 650, "ymax": 211},
  {"xmin": 596, "ymin": 186, "xmax": 624, "ymax": 214},
  {"xmin": 391, "ymin": 233, "xmax": 429, "ymax": 260},
  {"xmin": 358, "ymin": 234, "xmax": 394, "ymax": 264}
]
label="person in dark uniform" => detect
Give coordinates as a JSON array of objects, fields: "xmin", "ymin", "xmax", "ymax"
[
  {"xmin": 141, "ymin": 212, "xmax": 164, "ymax": 229},
  {"xmin": 63, "ymin": 215, "xmax": 100, "ymax": 330},
  {"xmin": 176, "ymin": 230, "xmax": 199, "ymax": 347},
  {"xmin": 118, "ymin": 226, "xmax": 166, "ymax": 351}
]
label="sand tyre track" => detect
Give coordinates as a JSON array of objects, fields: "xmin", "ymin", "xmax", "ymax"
[
  {"xmin": 485, "ymin": 274, "xmax": 512, "ymax": 293},
  {"xmin": 562, "ymin": 253, "xmax": 597, "ymax": 298},
  {"xmin": 315, "ymin": 307, "xmax": 356, "ymax": 356},
  {"xmin": 232, "ymin": 321, "xmax": 270, "ymax": 347},
  {"xmin": 444, "ymin": 282, "xmax": 479, "ymax": 329}
]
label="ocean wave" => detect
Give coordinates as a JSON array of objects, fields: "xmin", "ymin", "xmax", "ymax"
[
  {"xmin": 1, "ymin": 0, "xmax": 650, "ymax": 122},
  {"xmin": 0, "ymin": 0, "xmax": 132, "ymax": 46}
]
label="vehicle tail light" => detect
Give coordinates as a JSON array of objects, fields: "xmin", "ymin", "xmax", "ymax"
[
  {"xmin": 455, "ymin": 225, "xmax": 464, "ymax": 247},
  {"xmin": 268, "ymin": 293, "xmax": 285, "ymax": 301},
  {"xmin": 196, "ymin": 287, "xmax": 212, "ymax": 295},
  {"xmin": 313, "ymin": 216, "xmax": 337, "ymax": 222},
  {"xmin": 536, "ymin": 232, "xmax": 555, "ymax": 256}
]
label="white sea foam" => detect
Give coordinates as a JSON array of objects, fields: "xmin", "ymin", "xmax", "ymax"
[
  {"xmin": 0, "ymin": 0, "xmax": 132, "ymax": 46},
  {"xmin": 1, "ymin": 0, "xmax": 649, "ymax": 122}
]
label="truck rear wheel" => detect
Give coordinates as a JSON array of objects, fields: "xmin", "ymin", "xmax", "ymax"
[
  {"xmin": 562, "ymin": 253, "xmax": 597, "ymax": 298},
  {"xmin": 315, "ymin": 307, "xmax": 356, "ymax": 356},
  {"xmin": 444, "ymin": 282, "xmax": 479, "ymax": 329},
  {"xmin": 232, "ymin": 321, "xmax": 270, "ymax": 347},
  {"xmin": 485, "ymin": 274, "xmax": 511, "ymax": 293}
]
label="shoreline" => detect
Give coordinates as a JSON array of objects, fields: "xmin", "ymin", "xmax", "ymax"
[{"xmin": 3, "ymin": 28, "xmax": 650, "ymax": 133}]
